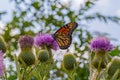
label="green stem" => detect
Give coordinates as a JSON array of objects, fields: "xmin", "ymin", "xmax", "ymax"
[
  {"xmin": 14, "ymin": 54, "xmax": 22, "ymax": 80},
  {"xmin": 67, "ymin": 71, "xmax": 75, "ymax": 80},
  {"xmin": 22, "ymin": 67, "xmax": 27, "ymax": 80},
  {"xmin": 27, "ymin": 62, "xmax": 40, "ymax": 76},
  {"xmin": 100, "ymin": 70, "xmax": 106, "ymax": 80},
  {"xmin": 111, "ymin": 69, "xmax": 120, "ymax": 80},
  {"xmin": 90, "ymin": 70, "xmax": 100, "ymax": 80},
  {"xmin": 34, "ymin": 66, "xmax": 42, "ymax": 80},
  {"xmin": 97, "ymin": 58, "xmax": 102, "ymax": 72},
  {"xmin": 4, "ymin": 68, "xmax": 8, "ymax": 80},
  {"xmin": 2, "ymin": 72, "xmax": 7, "ymax": 80},
  {"xmin": 89, "ymin": 52, "xmax": 92, "ymax": 80}
]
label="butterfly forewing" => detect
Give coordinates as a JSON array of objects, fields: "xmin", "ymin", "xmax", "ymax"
[
  {"xmin": 64, "ymin": 22, "xmax": 78, "ymax": 34},
  {"xmin": 53, "ymin": 22, "xmax": 78, "ymax": 49}
]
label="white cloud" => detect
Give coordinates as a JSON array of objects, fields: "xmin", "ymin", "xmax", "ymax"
[
  {"xmin": 74, "ymin": 0, "xmax": 85, "ymax": 6},
  {"xmin": 60, "ymin": 0, "xmax": 69, "ymax": 5},
  {"xmin": 116, "ymin": 9, "xmax": 120, "ymax": 17},
  {"xmin": 61, "ymin": 0, "xmax": 85, "ymax": 10},
  {"xmin": 71, "ymin": 0, "xmax": 85, "ymax": 10},
  {"xmin": 10, "ymin": 28, "xmax": 20, "ymax": 36},
  {"xmin": 0, "ymin": 21, "xmax": 4, "ymax": 28},
  {"xmin": 96, "ymin": 0, "xmax": 110, "ymax": 9},
  {"xmin": 0, "ymin": 21, "xmax": 5, "ymax": 34}
]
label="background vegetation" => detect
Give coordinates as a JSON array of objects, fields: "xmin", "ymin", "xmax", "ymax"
[{"xmin": 0, "ymin": 0, "xmax": 120, "ymax": 80}]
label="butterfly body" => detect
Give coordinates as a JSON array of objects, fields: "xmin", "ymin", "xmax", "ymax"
[{"xmin": 53, "ymin": 22, "xmax": 78, "ymax": 49}]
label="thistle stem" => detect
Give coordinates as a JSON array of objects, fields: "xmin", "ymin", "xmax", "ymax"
[
  {"xmin": 14, "ymin": 54, "xmax": 22, "ymax": 80},
  {"xmin": 90, "ymin": 69, "xmax": 100, "ymax": 80},
  {"xmin": 89, "ymin": 52, "xmax": 92, "ymax": 80},
  {"xmin": 4, "ymin": 68, "xmax": 8, "ymax": 80},
  {"xmin": 111, "ymin": 69, "xmax": 120, "ymax": 80}
]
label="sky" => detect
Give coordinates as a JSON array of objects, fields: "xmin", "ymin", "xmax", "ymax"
[
  {"xmin": 88, "ymin": 0, "xmax": 120, "ymax": 45},
  {"xmin": 0, "ymin": 0, "xmax": 120, "ymax": 45}
]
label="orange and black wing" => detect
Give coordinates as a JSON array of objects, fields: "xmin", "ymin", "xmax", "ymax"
[{"xmin": 53, "ymin": 22, "xmax": 78, "ymax": 49}]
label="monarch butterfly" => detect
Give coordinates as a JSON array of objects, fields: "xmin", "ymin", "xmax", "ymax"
[{"xmin": 52, "ymin": 22, "xmax": 78, "ymax": 49}]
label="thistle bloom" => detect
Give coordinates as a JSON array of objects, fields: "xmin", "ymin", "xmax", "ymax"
[
  {"xmin": 0, "ymin": 51, "xmax": 4, "ymax": 77},
  {"xmin": 18, "ymin": 35, "xmax": 35, "ymax": 66},
  {"xmin": 34, "ymin": 33, "xmax": 58, "ymax": 50},
  {"xmin": 19, "ymin": 35, "xmax": 34, "ymax": 49},
  {"xmin": 89, "ymin": 37, "xmax": 114, "ymax": 53}
]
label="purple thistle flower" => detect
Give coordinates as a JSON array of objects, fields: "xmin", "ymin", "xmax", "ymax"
[
  {"xmin": 0, "ymin": 51, "xmax": 4, "ymax": 77},
  {"xmin": 19, "ymin": 35, "xmax": 34, "ymax": 49},
  {"xmin": 34, "ymin": 33, "xmax": 58, "ymax": 50},
  {"xmin": 89, "ymin": 37, "xmax": 114, "ymax": 53}
]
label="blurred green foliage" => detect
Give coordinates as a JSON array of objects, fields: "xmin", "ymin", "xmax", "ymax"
[{"xmin": 1, "ymin": 0, "xmax": 120, "ymax": 80}]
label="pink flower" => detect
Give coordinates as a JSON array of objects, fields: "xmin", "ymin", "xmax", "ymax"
[
  {"xmin": 19, "ymin": 35, "xmax": 34, "ymax": 49},
  {"xmin": 0, "ymin": 51, "xmax": 4, "ymax": 77},
  {"xmin": 89, "ymin": 37, "xmax": 114, "ymax": 53},
  {"xmin": 34, "ymin": 33, "xmax": 58, "ymax": 50}
]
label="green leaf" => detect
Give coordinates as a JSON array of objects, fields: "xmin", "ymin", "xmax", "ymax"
[
  {"xmin": 32, "ymin": 1, "xmax": 40, "ymax": 10},
  {"xmin": 109, "ymin": 47, "xmax": 120, "ymax": 57}
]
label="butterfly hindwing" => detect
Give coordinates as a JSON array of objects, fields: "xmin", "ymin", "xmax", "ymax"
[
  {"xmin": 53, "ymin": 22, "xmax": 78, "ymax": 49},
  {"xmin": 54, "ymin": 32, "xmax": 72, "ymax": 49}
]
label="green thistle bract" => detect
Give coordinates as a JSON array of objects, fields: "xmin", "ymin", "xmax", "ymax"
[
  {"xmin": 63, "ymin": 54, "xmax": 76, "ymax": 71},
  {"xmin": 92, "ymin": 51, "xmax": 107, "ymax": 70},
  {"xmin": 18, "ymin": 50, "xmax": 35, "ymax": 66},
  {"xmin": 38, "ymin": 50, "xmax": 49, "ymax": 62},
  {"xmin": 107, "ymin": 56, "xmax": 120, "ymax": 79}
]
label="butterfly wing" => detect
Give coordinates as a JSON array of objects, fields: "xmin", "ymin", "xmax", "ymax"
[
  {"xmin": 54, "ymin": 32, "xmax": 72, "ymax": 49},
  {"xmin": 53, "ymin": 22, "xmax": 78, "ymax": 49}
]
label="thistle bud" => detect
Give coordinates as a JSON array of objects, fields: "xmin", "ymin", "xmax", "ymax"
[
  {"xmin": 62, "ymin": 53, "xmax": 76, "ymax": 71},
  {"xmin": 18, "ymin": 50, "xmax": 35, "ymax": 66},
  {"xmin": 107, "ymin": 56, "xmax": 120, "ymax": 79},
  {"xmin": 38, "ymin": 50, "xmax": 49, "ymax": 62},
  {"xmin": 0, "ymin": 36, "xmax": 7, "ymax": 53},
  {"xmin": 92, "ymin": 51, "xmax": 107, "ymax": 70}
]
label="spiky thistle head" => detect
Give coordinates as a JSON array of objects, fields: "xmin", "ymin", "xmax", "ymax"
[
  {"xmin": 89, "ymin": 37, "xmax": 114, "ymax": 53},
  {"xmin": 19, "ymin": 35, "xmax": 34, "ymax": 49},
  {"xmin": 38, "ymin": 50, "xmax": 49, "ymax": 63},
  {"xmin": 34, "ymin": 33, "xmax": 58, "ymax": 50},
  {"xmin": 62, "ymin": 53, "xmax": 76, "ymax": 71}
]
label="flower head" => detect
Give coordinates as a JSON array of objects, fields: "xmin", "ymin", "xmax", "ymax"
[
  {"xmin": 89, "ymin": 37, "xmax": 114, "ymax": 53},
  {"xmin": 19, "ymin": 35, "xmax": 34, "ymax": 49},
  {"xmin": 0, "ymin": 51, "xmax": 4, "ymax": 77},
  {"xmin": 18, "ymin": 50, "xmax": 35, "ymax": 66},
  {"xmin": 34, "ymin": 33, "xmax": 58, "ymax": 50},
  {"xmin": 38, "ymin": 50, "xmax": 49, "ymax": 62},
  {"xmin": 62, "ymin": 53, "xmax": 76, "ymax": 71}
]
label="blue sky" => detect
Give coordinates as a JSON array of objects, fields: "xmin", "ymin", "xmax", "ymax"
[{"xmin": 0, "ymin": 0, "xmax": 120, "ymax": 45}]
